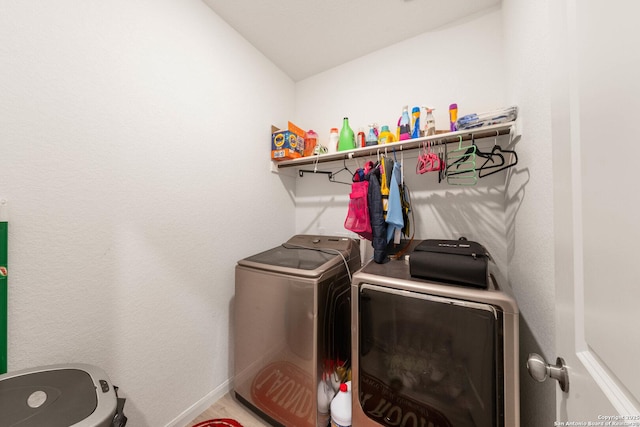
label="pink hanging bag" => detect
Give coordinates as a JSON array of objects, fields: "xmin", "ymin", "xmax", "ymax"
[{"xmin": 344, "ymin": 167, "xmax": 372, "ymax": 240}]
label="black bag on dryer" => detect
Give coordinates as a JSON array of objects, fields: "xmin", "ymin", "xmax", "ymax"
[{"xmin": 409, "ymin": 238, "xmax": 490, "ymax": 288}]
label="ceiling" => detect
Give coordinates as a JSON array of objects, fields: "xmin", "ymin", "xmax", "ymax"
[{"xmin": 203, "ymin": 0, "xmax": 500, "ymax": 81}]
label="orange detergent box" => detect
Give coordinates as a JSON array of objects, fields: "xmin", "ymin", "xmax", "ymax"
[{"xmin": 271, "ymin": 122, "xmax": 305, "ymax": 160}]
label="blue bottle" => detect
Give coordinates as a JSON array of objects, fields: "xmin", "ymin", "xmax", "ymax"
[
  {"xmin": 411, "ymin": 106, "xmax": 421, "ymax": 139},
  {"xmin": 399, "ymin": 106, "xmax": 411, "ymax": 141},
  {"xmin": 366, "ymin": 124, "xmax": 378, "ymax": 147}
]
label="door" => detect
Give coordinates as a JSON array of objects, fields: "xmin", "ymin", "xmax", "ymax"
[{"xmin": 551, "ymin": 0, "xmax": 640, "ymax": 421}]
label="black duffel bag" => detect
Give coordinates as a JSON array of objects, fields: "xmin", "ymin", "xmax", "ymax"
[{"xmin": 409, "ymin": 237, "xmax": 490, "ymax": 288}]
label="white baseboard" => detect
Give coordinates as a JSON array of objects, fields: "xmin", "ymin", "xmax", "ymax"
[{"xmin": 165, "ymin": 379, "xmax": 232, "ymax": 427}]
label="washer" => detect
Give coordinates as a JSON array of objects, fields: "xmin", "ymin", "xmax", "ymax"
[{"xmin": 234, "ymin": 235, "xmax": 360, "ymax": 427}]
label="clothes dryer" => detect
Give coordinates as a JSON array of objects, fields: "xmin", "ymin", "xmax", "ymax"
[
  {"xmin": 234, "ymin": 235, "xmax": 360, "ymax": 427},
  {"xmin": 351, "ymin": 258, "xmax": 519, "ymax": 427}
]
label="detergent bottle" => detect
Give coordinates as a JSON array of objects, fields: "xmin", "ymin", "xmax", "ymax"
[
  {"xmin": 357, "ymin": 128, "xmax": 366, "ymax": 148},
  {"xmin": 449, "ymin": 103, "xmax": 458, "ymax": 131},
  {"xmin": 304, "ymin": 129, "xmax": 318, "ymax": 157},
  {"xmin": 365, "ymin": 124, "xmax": 378, "ymax": 147},
  {"xmin": 338, "ymin": 117, "xmax": 356, "ymax": 151},
  {"xmin": 399, "ymin": 106, "xmax": 411, "ymax": 140},
  {"xmin": 378, "ymin": 125, "xmax": 395, "ymax": 144},
  {"xmin": 411, "ymin": 106, "xmax": 421, "ymax": 138},
  {"xmin": 330, "ymin": 382, "xmax": 352, "ymax": 427},
  {"xmin": 328, "ymin": 128, "xmax": 339, "ymax": 154}
]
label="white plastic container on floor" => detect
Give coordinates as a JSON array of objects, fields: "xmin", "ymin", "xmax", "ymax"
[
  {"xmin": 330, "ymin": 381, "xmax": 352, "ymax": 427},
  {"xmin": 317, "ymin": 374, "xmax": 333, "ymax": 427}
]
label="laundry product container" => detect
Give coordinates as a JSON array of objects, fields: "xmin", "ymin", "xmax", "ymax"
[
  {"xmin": 234, "ymin": 235, "xmax": 360, "ymax": 427},
  {"xmin": 0, "ymin": 363, "xmax": 127, "ymax": 427}
]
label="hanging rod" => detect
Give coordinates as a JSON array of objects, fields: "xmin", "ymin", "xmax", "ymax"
[
  {"xmin": 299, "ymin": 170, "xmax": 332, "ymax": 178},
  {"xmin": 272, "ymin": 121, "xmax": 515, "ymax": 169}
]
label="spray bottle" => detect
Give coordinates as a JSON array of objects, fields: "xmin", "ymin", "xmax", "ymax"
[{"xmin": 424, "ymin": 107, "xmax": 436, "ymax": 136}]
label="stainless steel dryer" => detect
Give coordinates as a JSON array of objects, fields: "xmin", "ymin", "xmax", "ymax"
[
  {"xmin": 351, "ymin": 258, "xmax": 519, "ymax": 427},
  {"xmin": 234, "ymin": 235, "xmax": 360, "ymax": 427}
]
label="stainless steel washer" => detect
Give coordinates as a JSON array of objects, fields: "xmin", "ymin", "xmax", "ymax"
[{"xmin": 234, "ymin": 235, "xmax": 360, "ymax": 427}]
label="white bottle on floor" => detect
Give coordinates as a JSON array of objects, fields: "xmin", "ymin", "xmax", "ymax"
[
  {"xmin": 317, "ymin": 373, "xmax": 333, "ymax": 427},
  {"xmin": 330, "ymin": 381, "xmax": 351, "ymax": 427}
]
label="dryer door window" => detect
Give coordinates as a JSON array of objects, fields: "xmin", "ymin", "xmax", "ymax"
[{"xmin": 357, "ymin": 284, "xmax": 502, "ymax": 427}]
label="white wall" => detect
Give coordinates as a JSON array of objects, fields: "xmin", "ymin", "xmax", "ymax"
[
  {"xmin": 0, "ymin": 1, "xmax": 296, "ymax": 426},
  {"xmin": 293, "ymin": 8, "xmax": 511, "ymax": 273},
  {"xmin": 502, "ymin": 0, "xmax": 557, "ymax": 425}
]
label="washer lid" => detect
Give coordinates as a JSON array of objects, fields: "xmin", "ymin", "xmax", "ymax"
[
  {"xmin": 240, "ymin": 245, "xmax": 336, "ymax": 271},
  {"xmin": 238, "ymin": 235, "xmax": 355, "ymax": 277}
]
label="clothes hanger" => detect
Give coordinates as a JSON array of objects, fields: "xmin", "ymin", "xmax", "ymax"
[
  {"xmin": 474, "ymin": 132, "xmax": 504, "ymax": 170},
  {"xmin": 329, "ymin": 158, "xmax": 355, "ymax": 185},
  {"xmin": 427, "ymin": 140, "xmax": 443, "ymax": 172},
  {"xmin": 478, "ymin": 145, "xmax": 518, "ymax": 178},
  {"xmin": 416, "ymin": 141, "xmax": 441, "ymax": 174},
  {"xmin": 299, "ymin": 151, "xmax": 333, "ymax": 179},
  {"xmin": 438, "ymin": 141, "xmax": 447, "ymax": 183},
  {"xmin": 472, "ymin": 134, "xmax": 498, "ymax": 161},
  {"xmin": 447, "ymin": 134, "xmax": 490, "ymax": 170},
  {"xmin": 446, "ymin": 136, "xmax": 478, "ymax": 186},
  {"xmin": 416, "ymin": 142, "xmax": 427, "ymax": 174},
  {"xmin": 477, "ymin": 131, "xmax": 518, "ymax": 178},
  {"xmin": 299, "ymin": 155, "xmax": 352, "ymax": 184}
]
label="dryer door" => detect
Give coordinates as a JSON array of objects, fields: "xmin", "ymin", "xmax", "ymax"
[{"xmin": 356, "ymin": 284, "xmax": 502, "ymax": 427}]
